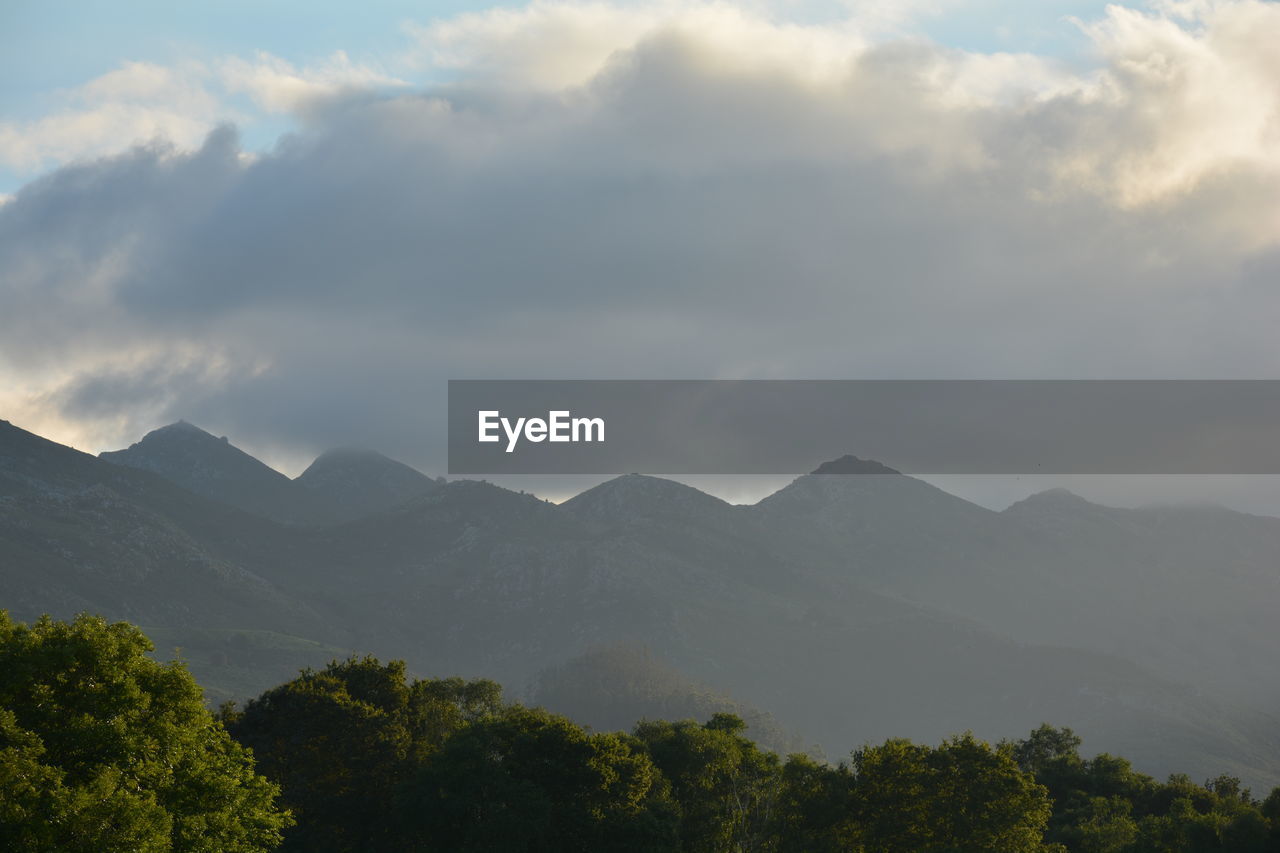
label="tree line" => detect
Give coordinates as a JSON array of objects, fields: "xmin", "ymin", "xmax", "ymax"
[{"xmin": 2, "ymin": 612, "xmax": 1278, "ymax": 852}]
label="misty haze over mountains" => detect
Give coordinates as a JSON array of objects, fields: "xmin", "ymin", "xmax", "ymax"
[{"xmin": 2, "ymin": 417, "xmax": 1278, "ymax": 790}]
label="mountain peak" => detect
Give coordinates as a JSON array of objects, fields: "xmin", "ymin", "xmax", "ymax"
[
  {"xmin": 100, "ymin": 421, "xmax": 300, "ymax": 519},
  {"xmin": 103, "ymin": 421, "xmax": 278, "ymax": 474},
  {"xmin": 562, "ymin": 473, "xmax": 731, "ymax": 524},
  {"xmin": 295, "ymin": 446, "xmax": 439, "ymax": 517},
  {"xmin": 151, "ymin": 419, "xmax": 215, "ymax": 438},
  {"xmin": 294, "ymin": 445, "xmax": 440, "ymax": 517},
  {"xmin": 1009, "ymin": 488, "xmax": 1093, "ymax": 509},
  {"xmin": 810, "ymin": 455, "xmax": 900, "ymax": 476},
  {"xmin": 99, "ymin": 425, "xmax": 444, "ymax": 524}
]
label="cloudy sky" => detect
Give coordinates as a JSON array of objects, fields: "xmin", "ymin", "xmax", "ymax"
[{"xmin": 2, "ymin": 0, "xmax": 1279, "ymax": 508}]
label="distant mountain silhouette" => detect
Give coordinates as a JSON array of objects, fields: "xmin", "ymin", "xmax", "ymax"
[
  {"xmin": 296, "ymin": 447, "xmax": 441, "ymax": 520},
  {"xmin": 100, "ymin": 421, "xmax": 313, "ymax": 523},
  {"xmin": 0, "ymin": 419, "xmax": 330, "ymax": 687},
  {"xmin": 562, "ymin": 473, "xmax": 739, "ymax": 530},
  {"xmin": 5, "ymin": 427, "xmax": 1280, "ymax": 789},
  {"xmin": 810, "ymin": 454, "xmax": 900, "ymax": 475},
  {"xmin": 100, "ymin": 421, "xmax": 438, "ymax": 524}
]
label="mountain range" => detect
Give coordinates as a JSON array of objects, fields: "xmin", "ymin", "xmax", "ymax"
[
  {"xmin": 2, "ymin": 418, "xmax": 1278, "ymax": 790},
  {"xmin": 99, "ymin": 421, "xmax": 442, "ymax": 524}
]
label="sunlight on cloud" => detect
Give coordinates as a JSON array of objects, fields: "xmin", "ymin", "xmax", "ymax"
[
  {"xmin": 0, "ymin": 53, "xmax": 403, "ymax": 174},
  {"xmin": 4, "ymin": 0, "xmax": 1278, "ymax": 215},
  {"xmin": 219, "ymin": 50, "xmax": 407, "ymax": 115},
  {"xmin": 404, "ymin": 2, "xmax": 870, "ymax": 90},
  {"xmin": 399, "ymin": 0, "xmax": 1280, "ymax": 218},
  {"xmin": 0, "ymin": 62, "xmax": 230, "ymax": 174},
  {"xmin": 0, "ymin": 343, "xmax": 256, "ymax": 455},
  {"xmin": 1063, "ymin": 0, "xmax": 1280, "ymax": 208}
]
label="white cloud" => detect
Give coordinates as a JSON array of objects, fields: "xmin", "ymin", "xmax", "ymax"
[
  {"xmin": 1062, "ymin": 0, "xmax": 1280, "ymax": 207},
  {"xmin": 0, "ymin": 62, "xmax": 228, "ymax": 173},
  {"xmin": 218, "ymin": 50, "xmax": 407, "ymax": 114},
  {"xmin": 400, "ymin": 0, "xmax": 1280, "ymax": 213},
  {"xmin": 404, "ymin": 1, "xmax": 870, "ymax": 90},
  {"xmin": 0, "ymin": 52, "xmax": 404, "ymax": 174}
]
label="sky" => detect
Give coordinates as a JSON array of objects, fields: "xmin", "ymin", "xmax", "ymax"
[
  {"xmin": 0, "ymin": 0, "xmax": 1119, "ymax": 193},
  {"xmin": 2, "ymin": 0, "xmax": 1280, "ymax": 510}
]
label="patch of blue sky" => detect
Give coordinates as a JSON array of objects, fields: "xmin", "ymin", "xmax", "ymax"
[
  {"xmin": 0, "ymin": 0, "xmax": 501, "ymax": 116},
  {"xmin": 913, "ymin": 0, "xmax": 1111, "ymax": 64}
]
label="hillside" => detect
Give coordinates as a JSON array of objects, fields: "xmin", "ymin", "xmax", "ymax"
[
  {"xmin": 3, "ymin": 419, "xmax": 1278, "ymax": 789},
  {"xmin": 100, "ymin": 421, "xmax": 440, "ymax": 524}
]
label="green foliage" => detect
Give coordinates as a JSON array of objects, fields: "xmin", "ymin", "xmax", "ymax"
[
  {"xmin": 633, "ymin": 712, "xmax": 784, "ymax": 852},
  {"xmin": 231, "ymin": 658, "xmax": 675, "ymax": 852},
  {"xmin": 1011, "ymin": 726, "xmax": 1280, "ymax": 853},
  {"xmin": 404, "ymin": 706, "xmax": 679, "ymax": 852},
  {"xmin": 770, "ymin": 753, "xmax": 854, "ymax": 852},
  {"xmin": 850, "ymin": 732, "xmax": 1054, "ymax": 852},
  {"xmin": 1056, "ymin": 796, "xmax": 1139, "ymax": 853},
  {"xmin": 0, "ymin": 612, "xmax": 290, "ymax": 852},
  {"xmin": 224, "ymin": 662, "xmax": 1280, "ymax": 853},
  {"xmin": 225, "ymin": 656, "xmax": 503, "ymax": 852},
  {"xmin": 9, "ymin": 614, "xmax": 1279, "ymax": 853}
]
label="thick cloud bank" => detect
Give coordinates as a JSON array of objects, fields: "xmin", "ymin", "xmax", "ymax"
[{"xmin": 2, "ymin": 1, "xmax": 1279, "ymax": 475}]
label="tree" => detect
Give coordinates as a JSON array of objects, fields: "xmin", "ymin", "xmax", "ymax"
[
  {"xmin": 1055, "ymin": 795, "xmax": 1138, "ymax": 853},
  {"xmin": 1012, "ymin": 725, "xmax": 1085, "ymax": 778},
  {"xmin": 0, "ymin": 612, "xmax": 290, "ymax": 852},
  {"xmin": 224, "ymin": 656, "xmax": 503, "ymax": 852},
  {"xmin": 403, "ymin": 705, "xmax": 679, "ymax": 851},
  {"xmin": 633, "ymin": 713, "xmax": 783, "ymax": 852},
  {"xmin": 768, "ymin": 753, "xmax": 854, "ymax": 852},
  {"xmin": 1129, "ymin": 774, "xmax": 1271, "ymax": 853},
  {"xmin": 1011, "ymin": 725, "xmax": 1277, "ymax": 853},
  {"xmin": 1263, "ymin": 788, "xmax": 1280, "ymax": 848},
  {"xmin": 850, "ymin": 733, "xmax": 1054, "ymax": 853}
]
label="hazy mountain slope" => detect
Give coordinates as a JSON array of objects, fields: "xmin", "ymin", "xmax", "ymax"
[
  {"xmin": 295, "ymin": 447, "xmax": 441, "ymax": 520},
  {"xmin": 6, "ymin": 421, "xmax": 1279, "ymax": 789},
  {"xmin": 289, "ymin": 471, "xmax": 1280, "ymax": 788},
  {"xmin": 100, "ymin": 421, "xmax": 326, "ymax": 524},
  {"xmin": 997, "ymin": 489, "xmax": 1280, "ymax": 705},
  {"xmin": 143, "ymin": 626, "xmax": 354, "ymax": 707},
  {"xmin": 0, "ymin": 418, "xmax": 335, "ymax": 665},
  {"xmin": 531, "ymin": 645, "xmax": 806, "ymax": 755},
  {"xmin": 563, "ymin": 473, "xmax": 742, "ymax": 529},
  {"xmin": 752, "ymin": 469, "xmax": 1280, "ymax": 712},
  {"xmin": 100, "ymin": 422, "xmax": 442, "ymax": 525},
  {"xmin": 751, "ymin": 467, "xmax": 1011, "ymax": 588}
]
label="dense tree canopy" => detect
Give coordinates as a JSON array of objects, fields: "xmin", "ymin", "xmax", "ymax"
[
  {"xmin": 404, "ymin": 706, "xmax": 679, "ymax": 851},
  {"xmin": 1009, "ymin": 724, "xmax": 1279, "ymax": 853},
  {"xmin": 634, "ymin": 713, "xmax": 783, "ymax": 852},
  {"xmin": 223, "ymin": 657, "xmax": 504, "ymax": 852},
  {"xmin": 6, "ymin": 615, "xmax": 1280, "ymax": 853},
  {"xmin": 0, "ymin": 612, "xmax": 290, "ymax": 852},
  {"xmin": 849, "ymin": 733, "xmax": 1054, "ymax": 852}
]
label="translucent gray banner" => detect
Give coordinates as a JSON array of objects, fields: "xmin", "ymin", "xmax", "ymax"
[{"xmin": 447, "ymin": 380, "xmax": 1280, "ymax": 475}]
